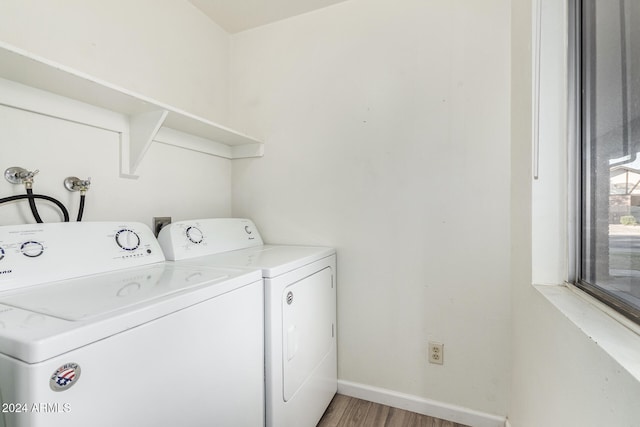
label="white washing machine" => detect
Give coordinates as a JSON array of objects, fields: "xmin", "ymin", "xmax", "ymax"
[
  {"xmin": 0, "ymin": 221, "xmax": 264, "ymax": 427},
  {"xmin": 158, "ymin": 218, "xmax": 337, "ymax": 427}
]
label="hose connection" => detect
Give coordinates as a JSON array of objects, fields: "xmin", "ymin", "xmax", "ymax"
[
  {"xmin": 64, "ymin": 177, "xmax": 91, "ymax": 195},
  {"xmin": 4, "ymin": 167, "xmax": 39, "ymax": 188}
]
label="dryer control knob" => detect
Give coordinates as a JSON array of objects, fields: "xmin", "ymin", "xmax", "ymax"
[
  {"xmin": 115, "ymin": 229, "xmax": 140, "ymax": 251},
  {"xmin": 20, "ymin": 241, "xmax": 44, "ymax": 258},
  {"xmin": 186, "ymin": 226, "xmax": 204, "ymax": 244}
]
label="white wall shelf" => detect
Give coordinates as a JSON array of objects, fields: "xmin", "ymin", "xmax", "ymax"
[{"xmin": 0, "ymin": 42, "xmax": 263, "ymax": 178}]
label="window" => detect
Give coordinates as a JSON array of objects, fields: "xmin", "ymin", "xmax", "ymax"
[{"xmin": 578, "ymin": 0, "xmax": 640, "ymax": 324}]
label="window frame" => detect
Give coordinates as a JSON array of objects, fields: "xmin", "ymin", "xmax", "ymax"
[{"xmin": 572, "ymin": 0, "xmax": 640, "ymax": 325}]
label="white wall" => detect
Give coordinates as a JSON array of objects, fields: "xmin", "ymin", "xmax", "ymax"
[
  {"xmin": 230, "ymin": 0, "xmax": 511, "ymax": 417},
  {"xmin": 0, "ymin": 0, "xmax": 230, "ymax": 122},
  {"xmin": 0, "ymin": 0, "xmax": 233, "ymax": 228},
  {"xmin": 510, "ymin": 0, "xmax": 640, "ymax": 425}
]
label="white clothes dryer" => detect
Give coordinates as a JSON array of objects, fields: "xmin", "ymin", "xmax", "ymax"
[
  {"xmin": 0, "ymin": 222, "xmax": 264, "ymax": 427},
  {"xmin": 158, "ymin": 218, "xmax": 337, "ymax": 427}
]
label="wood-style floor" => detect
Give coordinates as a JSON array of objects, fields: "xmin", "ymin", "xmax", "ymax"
[{"xmin": 317, "ymin": 394, "xmax": 471, "ymax": 427}]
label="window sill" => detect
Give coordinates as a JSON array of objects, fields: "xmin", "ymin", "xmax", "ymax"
[{"xmin": 534, "ymin": 283, "xmax": 640, "ymax": 382}]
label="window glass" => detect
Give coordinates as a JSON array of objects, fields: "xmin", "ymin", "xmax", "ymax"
[{"xmin": 580, "ymin": 0, "xmax": 640, "ymax": 322}]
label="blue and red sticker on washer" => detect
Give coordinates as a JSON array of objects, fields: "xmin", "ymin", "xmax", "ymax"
[{"xmin": 49, "ymin": 363, "xmax": 81, "ymax": 392}]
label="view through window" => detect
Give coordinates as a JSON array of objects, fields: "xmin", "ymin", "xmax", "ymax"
[{"xmin": 579, "ymin": 0, "xmax": 640, "ymax": 323}]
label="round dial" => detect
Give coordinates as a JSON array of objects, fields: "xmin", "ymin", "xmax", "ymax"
[
  {"xmin": 0, "ymin": 246, "xmax": 5, "ymax": 261},
  {"xmin": 21, "ymin": 241, "xmax": 44, "ymax": 258},
  {"xmin": 115, "ymin": 229, "xmax": 141, "ymax": 251},
  {"xmin": 186, "ymin": 226, "xmax": 204, "ymax": 244}
]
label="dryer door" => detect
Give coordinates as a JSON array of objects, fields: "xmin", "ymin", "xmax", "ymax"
[{"xmin": 281, "ymin": 266, "xmax": 334, "ymax": 401}]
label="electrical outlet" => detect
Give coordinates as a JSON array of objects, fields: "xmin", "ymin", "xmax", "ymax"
[
  {"xmin": 428, "ymin": 342, "xmax": 444, "ymax": 365},
  {"xmin": 153, "ymin": 216, "xmax": 172, "ymax": 237}
]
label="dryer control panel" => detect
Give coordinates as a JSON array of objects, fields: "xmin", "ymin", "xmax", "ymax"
[
  {"xmin": 0, "ymin": 222, "xmax": 164, "ymax": 293},
  {"xmin": 158, "ymin": 218, "xmax": 264, "ymax": 261}
]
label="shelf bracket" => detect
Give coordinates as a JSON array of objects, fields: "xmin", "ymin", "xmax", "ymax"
[{"xmin": 121, "ymin": 109, "xmax": 168, "ymax": 177}]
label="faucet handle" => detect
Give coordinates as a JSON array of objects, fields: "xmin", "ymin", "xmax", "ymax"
[
  {"xmin": 64, "ymin": 176, "xmax": 91, "ymax": 192},
  {"xmin": 4, "ymin": 167, "xmax": 39, "ymax": 185}
]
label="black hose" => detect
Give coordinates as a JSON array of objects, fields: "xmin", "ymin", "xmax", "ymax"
[
  {"xmin": 26, "ymin": 188, "xmax": 44, "ymax": 223},
  {"xmin": 0, "ymin": 194, "xmax": 70, "ymax": 222},
  {"xmin": 77, "ymin": 194, "xmax": 85, "ymax": 222}
]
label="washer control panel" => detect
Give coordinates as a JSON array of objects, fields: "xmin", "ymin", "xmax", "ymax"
[
  {"xmin": 0, "ymin": 222, "xmax": 164, "ymax": 292},
  {"xmin": 157, "ymin": 218, "xmax": 264, "ymax": 261}
]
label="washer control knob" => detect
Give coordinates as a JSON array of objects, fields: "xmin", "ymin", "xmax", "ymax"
[
  {"xmin": 0, "ymin": 247, "xmax": 4, "ymax": 261},
  {"xmin": 115, "ymin": 229, "xmax": 140, "ymax": 251},
  {"xmin": 20, "ymin": 241, "xmax": 44, "ymax": 258},
  {"xmin": 186, "ymin": 226, "xmax": 204, "ymax": 244}
]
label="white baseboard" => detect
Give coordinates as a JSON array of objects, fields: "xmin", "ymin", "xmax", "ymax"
[{"xmin": 337, "ymin": 380, "xmax": 507, "ymax": 427}]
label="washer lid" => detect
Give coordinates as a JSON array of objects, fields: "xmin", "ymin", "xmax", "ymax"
[
  {"xmin": 0, "ymin": 263, "xmax": 262, "ymax": 363},
  {"xmin": 0, "ymin": 263, "xmax": 231, "ymax": 321},
  {"xmin": 173, "ymin": 245, "xmax": 335, "ymax": 278}
]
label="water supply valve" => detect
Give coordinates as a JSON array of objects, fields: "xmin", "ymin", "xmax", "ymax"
[
  {"xmin": 4, "ymin": 167, "xmax": 39, "ymax": 187},
  {"xmin": 64, "ymin": 177, "xmax": 91, "ymax": 194}
]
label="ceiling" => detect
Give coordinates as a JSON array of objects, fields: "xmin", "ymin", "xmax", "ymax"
[{"xmin": 188, "ymin": 0, "xmax": 350, "ymax": 33}]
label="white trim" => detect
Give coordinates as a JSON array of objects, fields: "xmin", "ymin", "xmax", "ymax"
[
  {"xmin": 530, "ymin": 0, "xmax": 569, "ymax": 286},
  {"xmin": 154, "ymin": 127, "xmax": 233, "ymax": 158},
  {"xmin": 534, "ymin": 283, "xmax": 640, "ymax": 382},
  {"xmin": 153, "ymin": 128, "xmax": 264, "ymax": 160},
  {"xmin": 337, "ymin": 380, "xmax": 507, "ymax": 427}
]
